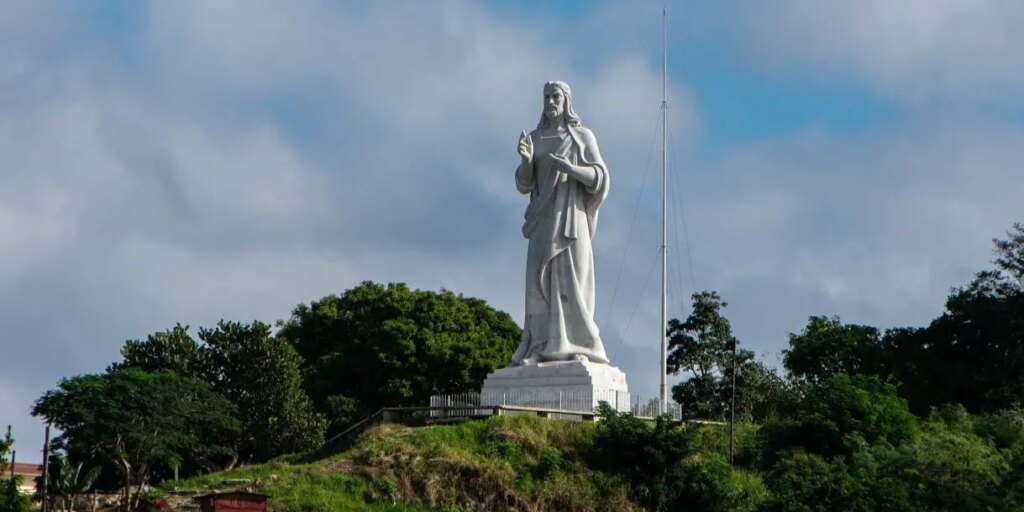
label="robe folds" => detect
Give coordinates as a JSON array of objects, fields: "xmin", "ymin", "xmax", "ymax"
[{"xmin": 511, "ymin": 125, "xmax": 610, "ymax": 365}]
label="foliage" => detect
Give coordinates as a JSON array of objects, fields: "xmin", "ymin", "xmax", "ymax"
[
  {"xmin": 783, "ymin": 316, "xmax": 887, "ymax": 385},
  {"xmin": 780, "ymin": 223, "xmax": 1024, "ymax": 416},
  {"xmin": 673, "ymin": 356, "xmax": 791, "ymax": 422},
  {"xmin": 758, "ymin": 374, "xmax": 917, "ymax": 462},
  {"xmin": 276, "ymin": 282, "xmax": 521, "ymax": 431},
  {"xmin": 885, "ymin": 269, "xmax": 1024, "ymax": 414},
  {"xmin": 0, "ymin": 427, "xmax": 30, "ymax": 512},
  {"xmin": 759, "ymin": 449, "xmax": 913, "ymax": 512},
  {"xmin": 590, "ymin": 404, "xmax": 695, "ymax": 511},
  {"xmin": 167, "ymin": 414, "xmax": 770, "ymax": 512},
  {"xmin": 113, "ymin": 324, "xmax": 208, "ymax": 377},
  {"xmin": 160, "ymin": 461, "xmax": 422, "ymax": 512},
  {"xmin": 117, "ymin": 321, "xmax": 326, "ymax": 462},
  {"xmin": 337, "ymin": 415, "xmax": 635, "ymax": 511},
  {"xmin": 670, "ymin": 455, "xmax": 766, "ymax": 512},
  {"xmin": 46, "ymin": 456, "xmax": 100, "ymax": 512},
  {"xmin": 667, "ymin": 291, "xmax": 736, "ymax": 379},
  {"xmin": 668, "ymin": 291, "xmax": 789, "ymax": 422},
  {"xmin": 877, "ymin": 411, "xmax": 1009, "ymax": 512},
  {"xmin": 691, "ymin": 421, "xmax": 762, "ymax": 469},
  {"xmin": 993, "ymin": 221, "xmax": 1024, "ymax": 284},
  {"xmin": 0, "ymin": 479, "xmax": 30, "ymax": 512},
  {"xmin": 160, "ymin": 405, "xmax": 1024, "ymax": 512},
  {"xmin": 755, "ymin": 384, "xmax": 1024, "ymax": 511},
  {"xmin": 198, "ymin": 321, "xmax": 326, "ymax": 462},
  {"xmin": 32, "ymin": 369, "xmax": 241, "ymax": 509},
  {"xmin": 672, "ymin": 374, "xmax": 722, "ymax": 420}
]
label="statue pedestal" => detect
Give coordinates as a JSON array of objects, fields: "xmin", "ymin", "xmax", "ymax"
[{"xmin": 480, "ymin": 360, "xmax": 631, "ymax": 413}]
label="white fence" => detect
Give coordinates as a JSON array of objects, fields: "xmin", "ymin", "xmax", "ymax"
[{"xmin": 429, "ymin": 391, "xmax": 682, "ymax": 420}]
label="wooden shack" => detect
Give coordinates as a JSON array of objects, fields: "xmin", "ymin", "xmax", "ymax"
[{"xmin": 195, "ymin": 492, "xmax": 269, "ymax": 512}]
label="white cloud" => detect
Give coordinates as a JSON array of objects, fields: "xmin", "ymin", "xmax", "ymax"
[
  {"xmin": 0, "ymin": 0, "xmax": 698, "ymax": 454},
  {"xmin": 2, "ymin": 0, "xmax": 1021, "ymax": 459},
  {"xmin": 734, "ymin": 0, "xmax": 1024, "ymax": 103},
  {"xmin": 681, "ymin": 116, "xmax": 1024, "ymax": 353}
]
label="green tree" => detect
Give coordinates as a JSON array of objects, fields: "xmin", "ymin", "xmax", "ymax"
[
  {"xmin": 993, "ymin": 222, "xmax": 1024, "ymax": 284},
  {"xmin": 758, "ymin": 374, "xmax": 917, "ymax": 463},
  {"xmin": 783, "ymin": 316, "xmax": 887, "ymax": 385},
  {"xmin": 667, "ymin": 291, "xmax": 736, "ymax": 380},
  {"xmin": 276, "ymin": 282, "xmax": 520, "ymax": 431},
  {"xmin": 878, "ymin": 408, "xmax": 1010, "ymax": 512},
  {"xmin": 112, "ymin": 323, "xmax": 209, "ymax": 377},
  {"xmin": 884, "ymin": 268, "xmax": 1024, "ymax": 414},
  {"xmin": 116, "ymin": 322, "xmax": 326, "ymax": 463},
  {"xmin": 671, "ymin": 455, "xmax": 766, "ymax": 512},
  {"xmin": 882, "ymin": 222, "xmax": 1024, "ymax": 414},
  {"xmin": 733, "ymin": 359, "xmax": 791, "ymax": 422},
  {"xmin": 668, "ymin": 291, "xmax": 787, "ymax": 421},
  {"xmin": 591, "ymin": 404, "xmax": 695, "ymax": 512},
  {"xmin": 759, "ymin": 450, "xmax": 913, "ymax": 512},
  {"xmin": 46, "ymin": 456, "xmax": 100, "ymax": 512},
  {"xmin": 667, "ymin": 291, "xmax": 737, "ymax": 421},
  {"xmin": 32, "ymin": 369, "xmax": 241, "ymax": 510},
  {"xmin": 199, "ymin": 321, "xmax": 326, "ymax": 462}
]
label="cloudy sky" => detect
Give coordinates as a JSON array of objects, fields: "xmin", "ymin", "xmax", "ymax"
[{"xmin": 3, "ymin": 0, "xmax": 1023, "ymax": 457}]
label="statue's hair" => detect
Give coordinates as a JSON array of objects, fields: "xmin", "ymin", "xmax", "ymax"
[{"xmin": 538, "ymin": 81, "xmax": 581, "ymax": 129}]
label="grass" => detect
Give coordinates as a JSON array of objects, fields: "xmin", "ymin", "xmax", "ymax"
[{"xmin": 160, "ymin": 415, "xmax": 642, "ymax": 511}]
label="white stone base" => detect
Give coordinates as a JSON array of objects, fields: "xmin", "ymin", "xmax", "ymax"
[{"xmin": 480, "ymin": 360, "xmax": 631, "ymax": 412}]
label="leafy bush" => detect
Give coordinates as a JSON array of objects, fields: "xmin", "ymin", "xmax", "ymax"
[
  {"xmin": 760, "ymin": 449, "xmax": 916, "ymax": 512},
  {"xmin": 590, "ymin": 404, "xmax": 695, "ymax": 511},
  {"xmin": 758, "ymin": 374, "xmax": 917, "ymax": 463},
  {"xmin": 669, "ymin": 455, "xmax": 766, "ymax": 512},
  {"xmin": 880, "ymin": 416, "xmax": 1009, "ymax": 512}
]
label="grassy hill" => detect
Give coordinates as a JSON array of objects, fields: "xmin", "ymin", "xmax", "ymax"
[{"xmin": 158, "ymin": 414, "xmax": 734, "ymax": 511}]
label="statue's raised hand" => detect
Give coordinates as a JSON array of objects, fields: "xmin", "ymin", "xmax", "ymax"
[{"xmin": 518, "ymin": 131, "xmax": 533, "ymax": 163}]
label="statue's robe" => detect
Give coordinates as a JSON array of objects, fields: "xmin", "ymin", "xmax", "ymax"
[{"xmin": 511, "ymin": 125, "xmax": 610, "ymax": 365}]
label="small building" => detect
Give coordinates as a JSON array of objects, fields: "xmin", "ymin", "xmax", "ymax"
[
  {"xmin": 11, "ymin": 462, "xmax": 42, "ymax": 495},
  {"xmin": 195, "ymin": 492, "xmax": 269, "ymax": 512}
]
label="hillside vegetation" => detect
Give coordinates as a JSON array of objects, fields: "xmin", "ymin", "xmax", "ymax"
[
  {"xmin": 160, "ymin": 413, "xmax": 763, "ymax": 512},
  {"xmin": 160, "ymin": 386, "xmax": 1024, "ymax": 512}
]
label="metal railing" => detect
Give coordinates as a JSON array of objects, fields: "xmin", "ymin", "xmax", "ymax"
[
  {"xmin": 429, "ymin": 391, "xmax": 682, "ymax": 420},
  {"xmin": 321, "ymin": 398, "xmax": 709, "ymax": 452}
]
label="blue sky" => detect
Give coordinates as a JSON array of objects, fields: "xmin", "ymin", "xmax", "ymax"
[{"xmin": 2, "ymin": 0, "xmax": 1024, "ymax": 457}]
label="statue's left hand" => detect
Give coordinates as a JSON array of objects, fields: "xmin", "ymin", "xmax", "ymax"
[{"xmin": 549, "ymin": 153, "xmax": 575, "ymax": 175}]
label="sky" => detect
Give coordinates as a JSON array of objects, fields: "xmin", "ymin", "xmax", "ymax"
[{"xmin": 2, "ymin": 0, "xmax": 1024, "ymax": 459}]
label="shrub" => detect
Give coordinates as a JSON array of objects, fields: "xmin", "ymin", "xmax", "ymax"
[{"xmin": 758, "ymin": 374, "xmax": 917, "ymax": 464}]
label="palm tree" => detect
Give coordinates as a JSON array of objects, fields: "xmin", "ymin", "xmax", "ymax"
[{"xmin": 50, "ymin": 458, "xmax": 100, "ymax": 512}]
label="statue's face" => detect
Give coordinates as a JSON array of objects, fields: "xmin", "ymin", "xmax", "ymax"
[{"xmin": 543, "ymin": 86, "xmax": 565, "ymax": 123}]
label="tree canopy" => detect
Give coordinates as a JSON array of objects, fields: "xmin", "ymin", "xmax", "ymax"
[
  {"xmin": 277, "ymin": 281, "xmax": 521, "ymax": 431},
  {"xmin": 115, "ymin": 321, "xmax": 326, "ymax": 462},
  {"xmin": 777, "ymin": 224, "xmax": 1024, "ymax": 415},
  {"xmin": 783, "ymin": 316, "xmax": 886, "ymax": 386},
  {"xmin": 32, "ymin": 369, "xmax": 241, "ymax": 509},
  {"xmin": 667, "ymin": 291, "xmax": 787, "ymax": 422}
]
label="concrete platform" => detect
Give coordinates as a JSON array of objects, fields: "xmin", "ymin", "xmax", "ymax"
[{"xmin": 480, "ymin": 360, "xmax": 631, "ymax": 412}]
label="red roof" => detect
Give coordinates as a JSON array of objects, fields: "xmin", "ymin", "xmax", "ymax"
[
  {"xmin": 11, "ymin": 463, "xmax": 41, "ymax": 477},
  {"xmin": 196, "ymin": 492, "xmax": 269, "ymax": 512}
]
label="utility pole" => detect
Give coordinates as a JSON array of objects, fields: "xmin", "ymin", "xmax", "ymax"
[
  {"xmin": 41, "ymin": 424, "xmax": 51, "ymax": 512},
  {"xmin": 729, "ymin": 337, "xmax": 737, "ymax": 465}
]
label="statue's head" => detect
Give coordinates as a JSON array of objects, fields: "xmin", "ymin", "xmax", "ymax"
[{"xmin": 538, "ymin": 81, "xmax": 581, "ymax": 129}]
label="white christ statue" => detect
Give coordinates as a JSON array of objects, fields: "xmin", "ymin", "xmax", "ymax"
[{"xmin": 510, "ymin": 81, "xmax": 611, "ymax": 366}]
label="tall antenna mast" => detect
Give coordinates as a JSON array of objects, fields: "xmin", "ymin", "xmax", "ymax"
[{"xmin": 659, "ymin": 5, "xmax": 669, "ymax": 415}]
